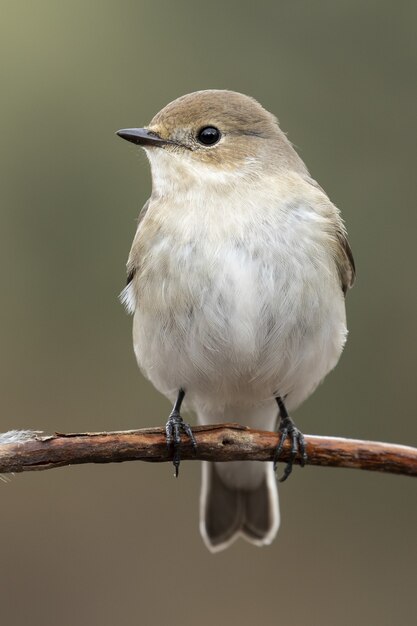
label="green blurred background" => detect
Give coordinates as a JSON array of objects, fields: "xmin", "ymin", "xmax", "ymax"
[{"xmin": 1, "ymin": 2, "xmax": 416, "ymax": 625}]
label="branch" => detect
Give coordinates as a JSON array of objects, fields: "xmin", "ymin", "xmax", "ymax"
[{"xmin": 0, "ymin": 425, "xmax": 416, "ymax": 477}]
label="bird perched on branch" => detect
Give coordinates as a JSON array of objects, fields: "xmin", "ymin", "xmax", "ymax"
[{"xmin": 116, "ymin": 90, "xmax": 355, "ymax": 552}]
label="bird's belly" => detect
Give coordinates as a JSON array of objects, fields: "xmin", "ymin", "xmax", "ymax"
[{"xmin": 132, "ymin": 241, "xmax": 347, "ymax": 411}]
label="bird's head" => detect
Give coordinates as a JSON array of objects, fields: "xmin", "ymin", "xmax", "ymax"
[{"xmin": 117, "ymin": 90, "xmax": 305, "ymax": 194}]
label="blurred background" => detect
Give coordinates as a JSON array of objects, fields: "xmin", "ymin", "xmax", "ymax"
[{"xmin": 1, "ymin": 2, "xmax": 416, "ymax": 625}]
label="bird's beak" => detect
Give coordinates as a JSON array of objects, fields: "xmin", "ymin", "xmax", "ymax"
[{"xmin": 116, "ymin": 127, "xmax": 173, "ymax": 148}]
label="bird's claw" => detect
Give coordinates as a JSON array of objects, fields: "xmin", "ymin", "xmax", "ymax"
[
  {"xmin": 273, "ymin": 415, "xmax": 307, "ymax": 482},
  {"xmin": 165, "ymin": 410, "xmax": 197, "ymax": 477}
]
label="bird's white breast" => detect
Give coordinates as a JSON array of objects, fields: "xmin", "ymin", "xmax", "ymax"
[{"xmin": 129, "ymin": 171, "xmax": 347, "ymax": 415}]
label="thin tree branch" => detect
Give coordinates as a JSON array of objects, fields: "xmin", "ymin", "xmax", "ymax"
[{"xmin": 0, "ymin": 425, "xmax": 416, "ymax": 477}]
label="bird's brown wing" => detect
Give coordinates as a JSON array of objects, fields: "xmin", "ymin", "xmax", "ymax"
[
  {"xmin": 305, "ymin": 176, "xmax": 355, "ymax": 295},
  {"xmin": 125, "ymin": 199, "xmax": 150, "ymax": 287},
  {"xmin": 335, "ymin": 228, "xmax": 356, "ymax": 295}
]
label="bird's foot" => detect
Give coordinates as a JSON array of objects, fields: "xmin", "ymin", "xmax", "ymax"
[
  {"xmin": 273, "ymin": 414, "xmax": 307, "ymax": 482},
  {"xmin": 165, "ymin": 410, "xmax": 197, "ymax": 477}
]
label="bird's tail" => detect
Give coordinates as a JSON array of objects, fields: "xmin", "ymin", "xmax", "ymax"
[{"xmin": 200, "ymin": 459, "xmax": 280, "ymax": 552}]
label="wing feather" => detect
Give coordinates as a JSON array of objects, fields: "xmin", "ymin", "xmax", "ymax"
[
  {"xmin": 335, "ymin": 227, "xmax": 356, "ymax": 295},
  {"xmin": 120, "ymin": 198, "xmax": 150, "ymax": 313}
]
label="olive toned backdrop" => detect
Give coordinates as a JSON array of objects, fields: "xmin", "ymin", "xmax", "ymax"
[{"xmin": 1, "ymin": 2, "xmax": 416, "ymax": 625}]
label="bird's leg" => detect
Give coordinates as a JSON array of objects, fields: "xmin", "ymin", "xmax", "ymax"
[
  {"xmin": 273, "ymin": 396, "xmax": 307, "ymax": 482},
  {"xmin": 165, "ymin": 388, "xmax": 197, "ymax": 477}
]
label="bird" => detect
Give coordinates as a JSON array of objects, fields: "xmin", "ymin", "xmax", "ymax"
[{"xmin": 116, "ymin": 90, "xmax": 355, "ymax": 552}]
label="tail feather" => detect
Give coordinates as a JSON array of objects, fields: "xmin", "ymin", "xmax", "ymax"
[{"xmin": 200, "ymin": 461, "xmax": 280, "ymax": 552}]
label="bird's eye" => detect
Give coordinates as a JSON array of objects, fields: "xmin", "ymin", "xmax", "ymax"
[{"xmin": 197, "ymin": 126, "xmax": 221, "ymax": 146}]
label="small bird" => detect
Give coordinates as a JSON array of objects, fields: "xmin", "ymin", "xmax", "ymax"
[{"xmin": 117, "ymin": 90, "xmax": 355, "ymax": 552}]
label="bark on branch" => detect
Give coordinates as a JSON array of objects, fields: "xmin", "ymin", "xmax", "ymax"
[{"xmin": 0, "ymin": 424, "xmax": 416, "ymax": 477}]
